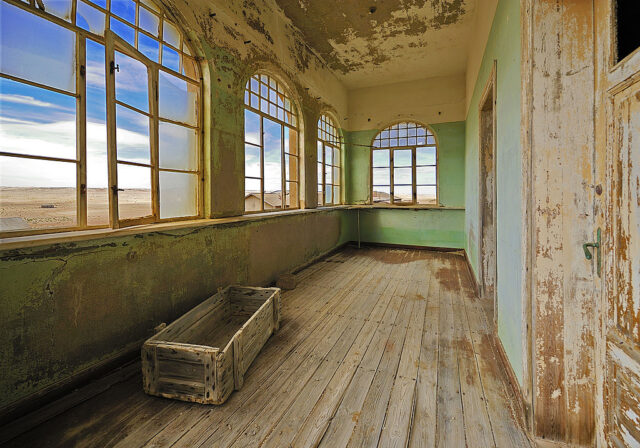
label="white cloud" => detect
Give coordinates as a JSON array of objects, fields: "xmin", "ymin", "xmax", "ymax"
[
  {"xmin": 0, "ymin": 93, "xmax": 73, "ymax": 111},
  {"xmin": 0, "ymin": 118, "xmax": 150, "ymax": 188}
]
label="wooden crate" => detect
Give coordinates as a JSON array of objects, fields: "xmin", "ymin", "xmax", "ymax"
[{"xmin": 141, "ymin": 285, "xmax": 281, "ymax": 404}]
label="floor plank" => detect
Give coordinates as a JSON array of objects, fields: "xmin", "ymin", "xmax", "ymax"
[{"xmin": 4, "ymin": 247, "xmax": 532, "ymax": 448}]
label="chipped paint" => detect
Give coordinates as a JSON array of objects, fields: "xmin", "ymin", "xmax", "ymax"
[{"xmin": 273, "ymin": 0, "xmax": 476, "ymax": 88}]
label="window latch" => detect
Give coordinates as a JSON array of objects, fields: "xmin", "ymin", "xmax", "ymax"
[
  {"xmin": 111, "ymin": 185, "xmax": 124, "ymax": 194},
  {"xmin": 110, "ymin": 61, "xmax": 120, "ymax": 74}
]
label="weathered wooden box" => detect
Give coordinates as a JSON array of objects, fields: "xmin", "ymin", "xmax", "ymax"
[{"xmin": 141, "ymin": 285, "xmax": 281, "ymax": 404}]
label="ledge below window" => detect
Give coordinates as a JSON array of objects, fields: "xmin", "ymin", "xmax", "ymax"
[
  {"xmin": 347, "ymin": 204, "xmax": 465, "ymax": 211},
  {"xmin": 0, "ymin": 206, "xmax": 352, "ymax": 251}
]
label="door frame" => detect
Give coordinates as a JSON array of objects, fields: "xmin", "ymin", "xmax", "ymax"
[{"xmin": 478, "ymin": 60, "xmax": 498, "ymax": 329}]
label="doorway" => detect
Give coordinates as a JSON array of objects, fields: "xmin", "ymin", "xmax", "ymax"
[{"xmin": 478, "ymin": 62, "xmax": 497, "ymax": 326}]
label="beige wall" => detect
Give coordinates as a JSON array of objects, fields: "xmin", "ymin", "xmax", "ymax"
[{"xmin": 345, "ymin": 74, "xmax": 466, "ymax": 132}]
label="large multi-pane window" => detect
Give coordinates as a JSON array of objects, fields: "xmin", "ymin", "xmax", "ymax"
[
  {"xmin": 244, "ymin": 73, "xmax": 299, "ymax": 213},
  {"xmin": 317, "ymin": 114, "xmax": 341, "ymax": 206},
  {"xmin": 371, "ymin": 122, "xmax": 437, "ymax": 205},
  {"xmin": 0, "ymin": 0, "xmax": 201, "ymax": 236}
]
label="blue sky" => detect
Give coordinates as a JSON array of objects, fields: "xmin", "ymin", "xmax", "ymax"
[{"xmin": 0, "ymin": 0, "xmax": 194, "ymax": 190}]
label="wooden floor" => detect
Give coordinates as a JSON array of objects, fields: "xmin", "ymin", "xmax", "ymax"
[{"xmin": 6, "ymin": 247, "xmax": 532, "ymax": 447}]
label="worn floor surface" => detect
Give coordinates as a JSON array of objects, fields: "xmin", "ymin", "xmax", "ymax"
[{"xmin": 7, "ymin": 247, "xmax": 531, "ymax": 447}]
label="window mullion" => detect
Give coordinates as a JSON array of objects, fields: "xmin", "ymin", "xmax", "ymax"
[
  {"xmin": 149, "ymin": 67, "xmax": 160, "ymax": 220},
  {"xmin": 281, "ymin": 124, "xmax": 285, "ymax": 209},
  {"xmin": 390, "ymin": 149, "xmax": 395, "ymax": 205},
  {"xmin": 412, "ymin": 146, "xmax": 417, "ymax": 204},
  {"xmin": 105, "ymin": 32, "xmax": 120, "ymax": 229},
  {"xmin": 260, "ymin": 116, "xmax": 265, "ymax": 212},
  {"xmin": 77, "ymin": 36, "xmax": 88, "ymax": 228}
]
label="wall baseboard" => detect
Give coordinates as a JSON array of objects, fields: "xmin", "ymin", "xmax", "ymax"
[
  {"xmin": 462, "ymin": 249, "xmax": 481, "ymax": 297},
  {"xmin": 350, "ymin": 240, "xmax": 464, "ymax": 253},
  {"xmin": 492, "ymin": 328, "xmax": 530, "ymax": 434}
]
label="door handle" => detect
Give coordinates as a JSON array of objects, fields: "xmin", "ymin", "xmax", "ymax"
[{"xmin": 583, "ymin": 227, "xmax": 601, "ymax": 277}]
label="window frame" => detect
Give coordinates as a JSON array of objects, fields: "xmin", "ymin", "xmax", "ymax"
[
  {"xmin": 370, "ymin": 121, "xmax": 439, "ymax": 206},
  {"xmin": 0, "ymin": 0, "xmax": 203, "ymax": 238},
  {"xmin": 317, "ymin": 113, "xmax": 342, "ymax": 206},
  {"xmin": 243, "ymin": 72, "xmax": 300, "ymax": 214}
]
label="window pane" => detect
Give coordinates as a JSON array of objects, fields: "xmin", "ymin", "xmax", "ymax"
[
  {"xmin": 263, "ymin": 118, "xmax": 281, "ymax": 194},
  {"xmin": 110, "ymin": 17, "xmax": 135, "ymax": 45},
  {"xmin": 333, "ymin": 147, "xmax": 340, "ymax": 167},
  {"xmin": 394, "ymin": 167, "xmax": 412, "ymax": 185},
  {"xmin": 0, "ymin": 78, "xmax": 76, "ymax": 160},
  {"xmin": 244, "ymin": 109, "xmax": 260, "ymax": 145},
  {"xmin": 417, "ymin": 185, "xmax": 437, "ymax": 204},
  {"xmin": 244, "ymin": 178, "xmax": 261, "ymax": 212},
  {"xmin": 0, "ymin": 2, "xmax": 76, "ymax": 93},
  {"xmin": 332, "ymin": 166, "xmax": 339, "ymax": 185},
  {"xmin": 285, "ymin": 181, "xmax": 297, "ymax": 208},
  {"xmin": 284, "ymin": 127, "xmax": 297, "ymax": 155},
  {"xmin": 40, "ymin": 0, "xmax": 73, "ymax": 21},
  {"xmin": 163, "ymin": 21, "xmax": 181, "ymax": 48},
  {"xmin": 317, "ymin": 189, "xmax": 323, "ymax": 206},
  {"xmin": 76, "ymin": 0, "xmax": 106, "ymax": 35},
  {"xmin": 117, "ymin": 163, "xmax": 152, "ymax": 220},
  {"xmin": 333, "ymin": 186, "xmax": 340, "ymax": 204},
  {"xmin": 394, "ymin": 185, "xmax": 412, "ymax": 203},
  {"xmin": 86, "ymin": 39, "xmax": 109, "ymax": 226},
  {"xmin": 159, "ymin": 171, "xmax": 197, "ymax": 218},
  {"xmin": 394, "ymin": 149, "xmax": 411, "ymax": 167},
  {"xmin": 115, "ymin": 51, "xmax": 149, "ymax": 112},
  {"xmin": 0, "ymin": 156, "xmax": 77, "ymax": 230},
  {"xmin": 285, "ymin": 154, "xmax": 298, "ymax": 182},
  {"xmin": 110, "ymin": 0, "xmax": 135, "ymax": 24},
  {"xmin": 317, "ymin": 141, "xmax": 323, "ymax": 163},
  {"xmin": 139, "ymin": 6, "xmax": 160, "ymax": 36},
  {"xmin": 416, "ymin": 146, "xmax": 436, "ymax": 165},
  {"xmin": 325, "ymin": 185, "xmax": 331, "ymax": 204},
  {"xmin": 325, "ymin": 164, "xmax": 332, "ymax": 184},
  {"xmin": 162, "ymin": 46, "xmax": 180, "ymax": 72},
  {"xmin": 181, "ymin": 55, "xmax": 198, "ymax": 80},
  {"xmin": 116, "ymin": 105, "xmax": 150, "ymax": 164},
  {"xmin": 159, "ymin": 71, "xmax": 197, "ymax": 126},
  {"xmin": 373, "ymin": 168, "xmax": 390, "ymax": 186},
  {"xmin": 372, "ymin": 150, "xmax": 389, "ymax": 167},
  {"xmin": 138, "ymin": 33, "xmax": 159, "ymax": 63},
  {"xmin": 417, "ymin": 166, "xmax": 436, "ymax": 185},
  {"xmin": 325, "ymin": 146, "xmax": 332, "ymax": 167},
  {"xmin": 245, "ymin": 144, "xmax": 260, "ymax": 178},
  {"xmin": 372, "ymin": 186, "xmax": 390, "ymax": 203},
  {"xmin": 159, "ymin": 122, "xmax": 197, "ymax": 171}
]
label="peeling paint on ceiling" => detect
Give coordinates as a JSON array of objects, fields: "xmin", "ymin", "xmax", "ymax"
[{"xmin": 274, "ymin": 0, "xmax": 476, "ymax": 89}]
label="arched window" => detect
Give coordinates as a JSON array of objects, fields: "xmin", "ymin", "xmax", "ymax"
[
  {"xmin": 244, "ymin": 73, "xmax": 299, "ymax": 213},
  {"xmin": 0, "ymin": 0, "xmax": 202, "ymax": 235},
  {"xmin": 317, "ymin": 114, "xmax": 341, "ymax": 206},
  {"xmin": 371, "ymin": 122, "xmax": 437, "ymax": 205}
]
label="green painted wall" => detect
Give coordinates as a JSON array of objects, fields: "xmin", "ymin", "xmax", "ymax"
[
  {"xmin": 344, "ymin": 121, "xmax": 465, "ymax": 249},
  {"xmin": 464, "ymin": 0, "xmax": 523, "ymax": 384},
  {"xmin": 356, "ymin": 208, "xmax": 465, "ymax": 248},
  {"xmin": 0, "ymin": 210, "xmax": 354, "ymax": 409}
]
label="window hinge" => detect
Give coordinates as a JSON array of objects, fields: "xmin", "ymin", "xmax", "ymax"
[{"xmin": 80, "ymin": 65, "xmax": 86, "ymax": 77}]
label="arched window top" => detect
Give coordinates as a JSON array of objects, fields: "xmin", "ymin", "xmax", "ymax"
[
  {"xmin": 318, "ymin": 114, "xmax": 341, "ymax": 145},
  {"xmin": 372, "ymin": 121, "xmax": 436, "ymax": 148},
  {"xmin": 245, "ymin": 73, "xmax": 298, "ymax": 127}
]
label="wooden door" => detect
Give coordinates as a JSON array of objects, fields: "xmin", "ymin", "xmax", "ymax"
[{"xmin": 595, "ymin": 2, "xmax": 640, "ymax": 446}]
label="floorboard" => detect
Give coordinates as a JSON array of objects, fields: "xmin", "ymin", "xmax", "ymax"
[{"xmin": 4, "ymin": 247, "xmax": 532, "ymax": 448}]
